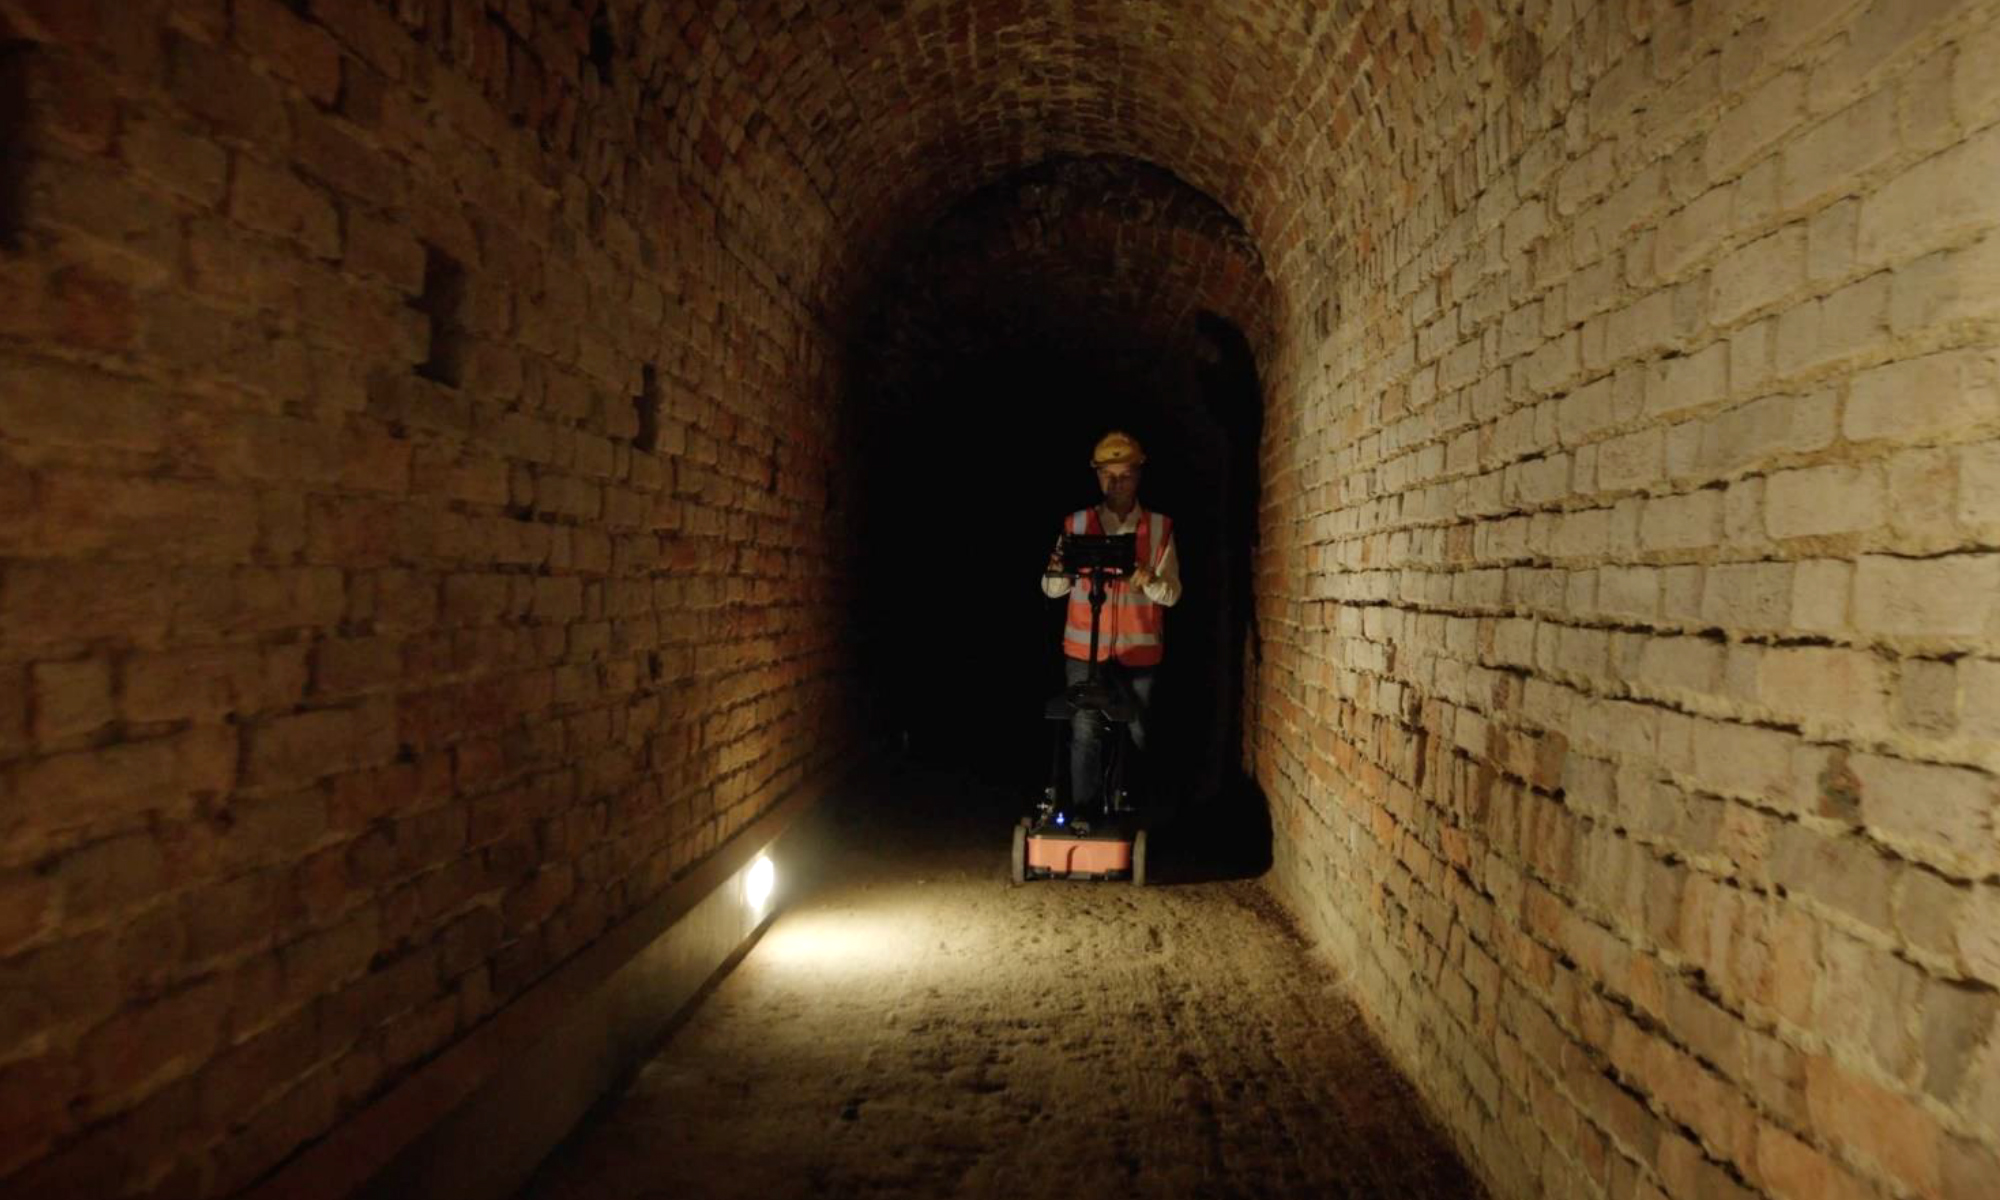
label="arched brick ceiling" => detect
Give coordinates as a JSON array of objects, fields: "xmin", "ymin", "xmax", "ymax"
[
  {"xmin": 858, "ymin": 155, "xmax": 1274, "ymax": 402},
  {"xmin": 594, "ymin": 0, "xmax": 1502, "ymax": 340}
]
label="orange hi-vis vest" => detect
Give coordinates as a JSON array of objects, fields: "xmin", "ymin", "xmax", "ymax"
[{"xmin": 1062, "ymin": 506, "xmax": 1172, "ymax": 667}]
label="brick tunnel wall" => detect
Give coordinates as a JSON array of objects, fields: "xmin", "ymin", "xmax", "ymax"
[
  {"xmin": 1254, "ymin": 2, "xmax": 2000, "ymax": 1198},
  {"xmin": 0, "ymin": 1, "xmax": 851, "ymax": 1193}
]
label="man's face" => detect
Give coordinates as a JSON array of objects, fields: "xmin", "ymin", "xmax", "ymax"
[{"xmin": 1096, "ymin": 463, "xmax": 1140, "ymax": 508}]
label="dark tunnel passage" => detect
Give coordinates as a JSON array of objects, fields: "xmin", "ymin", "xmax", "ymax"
[{"xmin": 844, "ymin": 157, "xmax": 1274, "ymax": 871}]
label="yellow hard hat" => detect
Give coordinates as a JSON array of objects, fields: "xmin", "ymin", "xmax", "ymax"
[{"xmin": 1090, "ymin": 430, "xmax": 1146, "ymax": 468}]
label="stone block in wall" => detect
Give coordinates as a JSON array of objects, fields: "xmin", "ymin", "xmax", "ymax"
[
  {"xmin": 1853, "ymin": 552, "xmax": 2000, "ymax": 642},
  {"xmin": 1858, "ymin": 123, "xmax": 2000, "ymax": 269}
]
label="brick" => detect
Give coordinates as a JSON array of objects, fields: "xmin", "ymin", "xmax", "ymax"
[
  {"xmin": 1729, "ymin": 318, "xmax": 1776, "ymax": 395},
  {"xmin": 1682, "ymin": 718, "xmax": 1818, "ymax": 808},
  {"xmin": 1733, "ymin": 157, "xmax": 1781, "ymax": 235},
  {"xmin": 1697, "ymin": 391, "xmax": 1838, "ymax": 477},
  {"xmin": 1774, "ymin": 272, "xmax": 1889, "ymax": 376},
  {"xmin": 195, "ymin": 1006, "xmax": 322, "ymax": 1130},
  {"xmin": 1853, "ymin": 552, "xmax": 2000, "ymax": 640},
  {"xmin": 1963, "ymin": 886, "xmax": 2000, "ymax": 985},
  {"xmin": 309, "ymin": 0, "xmax": 415, "ymax": 80},
  {"xmin": 52, "ymin": 831, "xmax": 167, "ymax": 923},
  {"xmin": 1706, "ymin": 70, "xmax": 1806, "ymax": 181},
  {"xmin": 1602, "ymin": 289, "xmax": 1678, "ymax": 366},
  {"xmin": 231, "ymin": 156, "xmax": 341, "ymax": 259},
  {"xmin": 1847, "ymin": 348, "xmax": 2000, "ymax": 444},
  {"xmin": 343, "ymin": 208, "xmax": 427, "ymax": 293},
  {"xmin": 1775, "ymin": 823, "xmax": 1897, "ymax": 935},
  {"xmin": 1884, "ymin": 447, "xmax": 1960, "ymax": 547},
  {"xmin": 1757, "ymin": 645, "xmax": 1892, "ymax": 730},
  {"xmin": 219, "ymin": 789, "xmax": 333, "ymax": 873},
  {"xmin": 312, "ymin": 636, "xmax": 403, "ymax": 697},
  {"xmin": 1764, "ymin": 463, "xmax": 1886, "ymax": 539},
  {"xmin": 1704, "ymin": 561, "xmax": 1795, "ymax": 631},
  {"xmin": 1958, "ymin": 16, "xmax": 2000, "ymax": 126},
  {"xmin": 1639, "ymin": 490, "xmax": 1722, "ymax": 552},
  {"xmin": 1806, "ymin": 199, "xmax": 1859, "ymax": 285},
  {"xmin": 1805, "ymin": 1055, "xmax": 1942, "ymax": 1196},
  {"xmin": 0, "ymin": 361, "xmax": 170, "ymax": 455},
  {"xmin": 1654, "ymin": 186, "xmax": 1732, "ymax": 281},
  {"xmin": 1768, "ymin": 0, "xmax": 1872, "ymax": 61},
  {"xmin": 118, "ymin": 112, "xmax": 229, "ymax": 204},
  {"xmin": 1711, "ymin": 224, "xmax": 1807, "ymax": 326},
  {"xmin": 7, "ymin": 727, "xmax": 236, "ymax": 853},
  {"xmin": 1952, "ymin": 440, "xmax": 2000, "ymax": 540},
  {"xmin": 0, "ymin": 867, "xmax": 55, "ymax": 957},
  {"xmin": 31, "ymin": 656, "xmax": 114, "ymax": 743},
  {"xmin": 1942, "ymin": 1138, "xmax": 2000, "ymax": 1200},
  {"xmin": 124, "ymin": 645, "xmax": 308, "ymax": 723},
  {"xmin": 35, "ymin": 472, "xmax": 261, "ymax": 563},
  {"xmin": 245, "ymin": 705, "xmax": 392, "ymax": 788},
  {"xmin": 1780, "ymin": 86, "xmax": 1897, "ymax": 211},
  {"xmin": 206, "ymin": 1067, "xmax": 337, "ymax": 1196},
  {"xmin": 186, "ymin": 218, "xmax": 307, "ymax": 308},
  {"xmin": 321, "ymin": 946, "xmax": 439, "ymax": 1042},
  {"xmin": 80, "ymin": 974, "xmax": 229, "ymax": 1103},
  {"xmin": 20, "ymin": 154, "xmax": 180, "ymax": 276},
  {"xmin": 179, "ymin": 869, "xmax": 287, "ymax": 964},
  {"xmin": 278, "ymin": 909, "xmax": 379, "ymax": 1005},
  {"xmin": 1891, "ymin": 235, "xmax": 2000, "ymax": 336},
  {"xmin": 1964, "ymin": 658, "xmax": 2000, "ymax": 744},
  {"xmin": 0, "ymin": 0, "xmax": 104, "ymax": 42},
  {"xmin": 0, "ymin": 1054, "xmax": 83, "ymax": 1179},
  {"xmin": 0, "ymin": 564, "xmax": 163, "ymax": 664},
  {"xmin": 167, "ymin": 31, "xmax": 288, "ymax": 145},
  {"xmin": 233, "ymin": 0, "xmax": 342, "ymax": 105},
  {"xmin": 1895, "ymin": 657, "xmax": 1959, "ymax": 735},
  {"xmin": 1920, "ymin": 976, "xmax": 1997, "ymax": 1103},
  {"xmin": 1756, "ymin": 1122, "xmax": 1882, "ymax": 1200},
  {"xmin": 1632, "ymin": 636, "xmax": 1723, "ymax": 697},
  {"xmin": 1812, "ymin": 0, "xmax": 1986, "ymax": 112},
  {"xmin": 1858, "ymin": 123, "xmax": 2000, "ymax": 268},
  {"xmin": 1596, "ymin": 428, "xmax": 1663, "ymax": 492},
  {"xmin": 294, "ymin": 109, "xmax": 408, "ymax": 207},
  {"xmin": 1852, "ymin": 752, "xmax": 2000, "ymax": 874},
  {"xmin": 1644, "ymin": 341, "xmax": 1729, "ymax": 420}
]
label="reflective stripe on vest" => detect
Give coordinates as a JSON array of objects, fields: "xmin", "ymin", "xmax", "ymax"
[{"xmin": 1061, "ymin": 507, "xmax": 1170, "ymax": 666}]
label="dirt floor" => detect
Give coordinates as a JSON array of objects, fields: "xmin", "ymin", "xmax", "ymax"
[{"xmin": 516, "ymin": 762, "xmax": 1486, "ymax": 1200}]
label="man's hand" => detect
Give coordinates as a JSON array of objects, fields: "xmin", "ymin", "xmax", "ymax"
[{"xmin": 1128, "ymin": 565, "xmax": 1154, "ymax": 590}]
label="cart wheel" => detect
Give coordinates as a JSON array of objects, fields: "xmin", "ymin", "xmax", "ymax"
[
  {"xmin": 1132, "ymin": 828, "xmax": 1148, "ymax": 888},
  {"xmin": 1011, "ymin": 823, "xmax": 1027, "ymax": 885}
]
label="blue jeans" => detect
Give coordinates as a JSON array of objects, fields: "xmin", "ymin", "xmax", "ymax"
[{"xmin": 1066, "ymin": 658, "xmax": 1154, "ymax": 809}]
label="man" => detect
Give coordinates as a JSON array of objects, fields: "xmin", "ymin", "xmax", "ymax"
[{"xmin": 1042, "ymin": 430, "xmax": 1182, "ymax": 811}]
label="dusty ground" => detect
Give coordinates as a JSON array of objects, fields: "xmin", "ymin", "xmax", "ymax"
[{"xmin": 517, "ymin": 762, "xmax": 1485, "ymax": 1200}]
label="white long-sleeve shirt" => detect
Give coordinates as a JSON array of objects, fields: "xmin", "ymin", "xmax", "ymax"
[{"xmin": 1041, "ymin": 504, "xmax": 1183, "ymax": 607}]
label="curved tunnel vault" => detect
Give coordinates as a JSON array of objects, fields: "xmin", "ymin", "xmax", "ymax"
[{"xmin": 2, "ymin": 1, "xmax": 1997, "ymax": 1198}]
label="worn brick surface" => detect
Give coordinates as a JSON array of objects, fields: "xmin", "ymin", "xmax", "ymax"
[
  {"xmin": 1248, "ymin": 3, "xmax": 2000, "ymax": 1200},
  {"xmin": 0, "ymin": 0, "xmax": 852, "ymax": 1194},
  {"xmin": 1, "ymin": 0, "xmax": 1996, "ymax": 1197}
]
